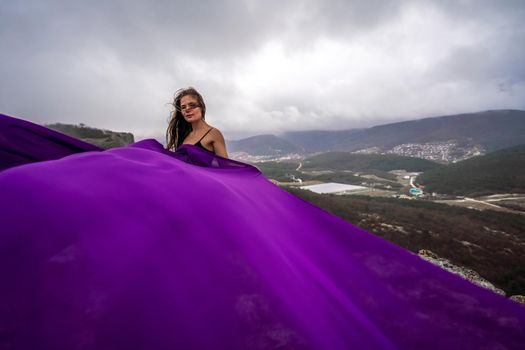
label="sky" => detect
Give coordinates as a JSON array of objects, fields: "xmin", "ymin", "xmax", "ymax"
[{"xmin": 1, "ymin": 0, "xmax": 524, "ymax": 141}]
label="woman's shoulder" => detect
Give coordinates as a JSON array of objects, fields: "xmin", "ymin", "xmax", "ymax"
[{"xmin": 207, "ymin": 126, "xmax": 225, "ymax": 139}]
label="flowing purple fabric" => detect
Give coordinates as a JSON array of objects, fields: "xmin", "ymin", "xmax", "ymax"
[
  {"xmin": 0, "ymin": 114, "xmax": 101, "ymax": 171},
  {"xmin": 1, "ymin": 113, "xmax": 524, "ymax": 349}
]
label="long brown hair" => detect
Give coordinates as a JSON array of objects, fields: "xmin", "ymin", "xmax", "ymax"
[{"xmin": 166, "ymin": 87, "xmax": 207, "ymax": 151}]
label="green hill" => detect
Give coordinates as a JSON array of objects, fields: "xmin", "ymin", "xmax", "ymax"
[
  {"xmin": 418, "ymin": 144, "xmax": 525, "ymax": 196},
  {"xmin": 46, "ymin": 123, "xmax": 135, "ymax": 149},
  {"xmin": 303, "ymin": 152, "xmax": 440, "ymax": 172}
]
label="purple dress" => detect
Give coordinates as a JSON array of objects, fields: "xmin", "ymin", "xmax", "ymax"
[{"xmin": 1, "ymin": 113, "xmax": 524, "ymax": 349}]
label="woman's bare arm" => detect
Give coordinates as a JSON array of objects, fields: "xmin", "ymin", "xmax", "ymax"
[{"xmin": 212, "ymin": 129, "xmax": 229, "ymax": 158}]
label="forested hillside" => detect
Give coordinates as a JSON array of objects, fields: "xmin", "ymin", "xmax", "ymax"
[
  {"xmin": 303, "ymin": 152, "xmax": 440, "ymax": 172},
  {"xmin": 418, "ymin": 144, "xmax": 525, "ymax": 196}
]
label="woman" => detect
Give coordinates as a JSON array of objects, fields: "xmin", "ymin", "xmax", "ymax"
[{"xmin": 166, "ymin": 87, "xmax": 228, "ymax": 158}]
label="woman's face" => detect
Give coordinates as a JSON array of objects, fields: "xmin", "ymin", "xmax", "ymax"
[{"xmin": 180, "ymin": 95, "xmax": 203, "ymax": 122}]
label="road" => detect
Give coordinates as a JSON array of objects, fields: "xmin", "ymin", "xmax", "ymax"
[{"xmin": 463, "ymin": 197, "xmax": 504, "ymax": 209}]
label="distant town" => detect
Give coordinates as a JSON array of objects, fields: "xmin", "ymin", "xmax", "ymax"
[
  {"xmin": 232, "ymin": 141, "xmax": 485, "ymax": 164},
  {"xmin": 385, "ymin": 142, "xmax": 484, "ymax": 163}
]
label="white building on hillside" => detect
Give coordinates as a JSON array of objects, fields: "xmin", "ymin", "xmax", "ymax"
[{"xmin": 300, "ymin": 182, "xmax": 367, "ymax": 195}]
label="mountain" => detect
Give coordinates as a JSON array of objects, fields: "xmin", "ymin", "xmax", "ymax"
[
  {"xmin": 46, "ymin": 123, "xmax": 135, "ymax": 149},
  {"xmin": 303, "ymin": 152, "xmax": 440, "ymax": 172},
  {"xmin": 417, "ymin": 144, "xmax": 525, "ymax": 196},
  {"xmin": 278, "ymin": 129, "xmax": 364, "ymax": 153},
  {"xmin": 283, "ymin": 109, "xmax": 525, "ymax": 153},
  {"xmin": 227, "ymin": 134, "xmax": 302, "ymax": 156},
  {"xmin": 230, "ymin": 110, "xmax": 525, "ymax": 159}
]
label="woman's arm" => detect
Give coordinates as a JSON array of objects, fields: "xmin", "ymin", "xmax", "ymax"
[{"xmin": 212, "ymin": 129, "xmax": 229, "ymax": 158}]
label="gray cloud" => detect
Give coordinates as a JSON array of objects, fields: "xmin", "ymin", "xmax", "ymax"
[{"xmin": 1, "ymin": 0, "xmax": 524, "ymax": 140}]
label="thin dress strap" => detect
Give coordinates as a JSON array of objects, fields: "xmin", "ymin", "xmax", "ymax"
[{"xmin": 196, "ymin": 128, "xmax": 214, "ymax": 143}]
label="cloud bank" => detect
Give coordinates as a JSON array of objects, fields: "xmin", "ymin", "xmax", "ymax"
[{"xmin": 1, "ymin": 0, "xmax": 524, "ymax": 140}]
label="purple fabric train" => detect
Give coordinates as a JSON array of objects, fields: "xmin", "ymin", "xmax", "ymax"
[{"xmin": 0, "ymin": 113, "xmax": 524, "ymax": 349}]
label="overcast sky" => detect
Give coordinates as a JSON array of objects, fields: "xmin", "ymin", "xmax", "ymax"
[{"xmin": 1, "ymin": 0, "xmax": 524, "ymax": 140}]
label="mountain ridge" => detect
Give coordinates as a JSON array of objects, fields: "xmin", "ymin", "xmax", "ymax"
[{"xmin": 228, "ymin": 109, "xmax": 525, "ymax": 161}]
